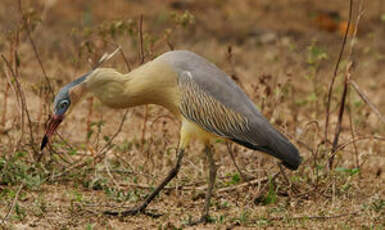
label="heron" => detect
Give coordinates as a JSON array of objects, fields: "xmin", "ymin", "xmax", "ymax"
[{"xmin": 41, "ymin": 50, "xmax": 301, "ymax": 224}]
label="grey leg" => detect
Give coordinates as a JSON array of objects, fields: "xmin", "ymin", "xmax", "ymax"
[
  {"xmin": 202, "ymin": 145, "xmax": 217, "ymax": 220},
  {"xmin": 189, "ymin": 145, "xmax": 217, "ymax": 225},
  {"xmin": 105, "ymin": 148, "xmax": 185, "ymax": 217}
]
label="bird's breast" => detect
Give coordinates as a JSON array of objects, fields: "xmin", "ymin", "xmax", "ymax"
[{"xmin": 180, "ymin": 117, "xmax": 224, "ymax": 148}]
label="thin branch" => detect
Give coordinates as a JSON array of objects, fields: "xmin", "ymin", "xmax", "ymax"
[
  {"xmin": 1, "ymin": 183, "xmax": 24, "ymax": 224},
  {"xmin": 18, "ymin": 0, "xmax": 53, "ymax": 98},
  {"xmin": 328, "ymin": 62, "xmax": 352, "ymax": 169},
  {"xmin": 333, "ymin": 135, "xmax": 385, "ymax": 154},
  {"xmin": 97, "ymin": 109, "xmax": 129, "ymax": 154},
  {"xmin": 104, "ymin": 158, "xmax": 122, "ymax": 190},
  {"xmin": 217, "ymin": 173, "xmax": 278, "ymax": 194},
  {"xmin": 348, "ymin": 105, "xmax": 360, "ymax": 169},
  {"xmin": 344, "ymin": 0, "xmax": 365, "ymax": 171},
  {"xmin": 1, "ymin": 77, "xmax": 10, "ymax": 128},
  {"xmin": 51, "ymin": 110, "xmax": 129, "ymax": 180},
  {"xmin": 324, "ymin": 0, "xmax": 353, "ymax": 143},
  {"xmin": 1, "ymin": 54, "xmax": 38, "ymax": 157},
  {"xmin": 138, "ymin": 14, "xmax": 145, "ymax": 64},
  {"xmin": 119, "ymin": 48, "xmax": 131, "ymax": 72},
  {"xmin": 137, "ymin": 15, "xmax": 148, "ymax": 147},
  {"xmin": 350, "ymin": 80, "xmax": 385, "ymax": 124},
  {"xmin": 86, "ymin": 97, "xmax": 94, "ymax": 144},
  {"xmin": 265, "ymin": 211, "xmax": 360, "ymax": 222},
  {"xmin": 226, "ymin": 143, "xmax": 248, "ymax": 181}
]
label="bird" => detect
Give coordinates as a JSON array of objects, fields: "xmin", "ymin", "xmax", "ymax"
[{"xmin": 41, "ymin": 50, "xmax": 302, "ymax": 224}]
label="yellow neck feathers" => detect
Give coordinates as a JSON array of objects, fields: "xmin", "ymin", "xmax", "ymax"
[{"xmin": 83, "ymin": 58, "xmax": 181, "ymax": 116}]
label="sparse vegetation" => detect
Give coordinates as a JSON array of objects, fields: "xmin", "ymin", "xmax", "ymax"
[{"xmin": 0, "ymin": 0, "xmax": 384, "ymax": 229}]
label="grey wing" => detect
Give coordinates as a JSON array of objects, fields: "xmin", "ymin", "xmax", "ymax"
[
  {"xmin": 162, "ymin": 50, "xmax": 302, "ymax": 170},
  {"xmin": 163, "ymin": 50, "xmax": 270, "ymax": 146},
  {"xmin": 178, "ymin": 70, "xmax": 269, "ymax": 149}
]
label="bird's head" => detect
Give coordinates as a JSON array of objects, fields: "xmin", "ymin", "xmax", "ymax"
[{"xmin": 41, "ymin": 72, "xmax": 91, "ymax": 150}]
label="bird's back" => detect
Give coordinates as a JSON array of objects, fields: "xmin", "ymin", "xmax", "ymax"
[{"xmin": 158, "ymin": 50, "xmax": 301, "ymax": 170}]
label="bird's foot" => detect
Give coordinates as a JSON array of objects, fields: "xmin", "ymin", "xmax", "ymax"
[
  {"xmin": 104, "ymin": 207, "xmax": 162, "ymax": 218},
  {"xmin": 187, "ymin": 214, "xmax": 213, "ymax": 226}
]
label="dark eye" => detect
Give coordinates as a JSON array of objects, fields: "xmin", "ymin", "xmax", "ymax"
[{"xmin": 59, "ymin": 100, "xmax": 69, "ymax": 109}]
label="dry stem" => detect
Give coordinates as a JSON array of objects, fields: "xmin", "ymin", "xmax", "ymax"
[
  {"xmin": 51, "ymin": 109, "xmax": 129, "ymax": 180},
  {"xmin": 324, "ymin": 0, "xmax": 353, "ymax": 144},
  {"xmin": 18, "ymin": 0, "xmax": 53, "ymax": 99},
  {"xmin": 350, "ymin": 80, "xmax": 385, "ymax": 124},
  {"xmin": 0, "ymin": 183, "xmax": 24, "ymax": 225}
]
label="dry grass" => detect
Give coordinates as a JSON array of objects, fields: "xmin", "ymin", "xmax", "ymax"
[{"xmin": 0, "ymin": 0, "xmax": 384, "ymax": 229}]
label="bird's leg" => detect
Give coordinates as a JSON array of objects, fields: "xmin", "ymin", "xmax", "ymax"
[
  {"xmin": 202, "ymin": 145, "xmax": 217, "ymax": 221},
  {"xmin": 189, "ymin": 145, "xmax": 217, "ymax": 225},
  {"xmin": 104, "ymin": 148, "xmax": 185, "ymax": 217}
]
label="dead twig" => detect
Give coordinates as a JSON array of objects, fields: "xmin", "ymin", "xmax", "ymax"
[
  {"xmin": 1, "ymin": 183, "xmax": 24, "ymax": 225},
  {"xmin": 86, "ymin": 97, "xmax": 94, "ymax": 144},
  {"xmin": 269, "ymin": 211, "xmax": 360, "ymax": 221},
  {"xmin": 51, "ymin": 109, "xmax": 129, "ymax": 180},
  {"xmin": 334, "ymin": 135, "xmax": 385, "ymax": 154},
  {"xmin": 226, "ymin": 46, "xmax": 244, "ymax": 89},
  {"xmin": 119, "ymin": 48, "xmax": 132, "ymax": 72},
  {"xmin": 328, "ymin": 62, "xmax": 352, "ymax": 169},
  {"xmin": 117, "ymin": 174, "xmax": 273, "ymax": 194},
  {"xmin": 226, "ymin": 143, "xmax": 248, "ymax": 181},
  {"xmin": 265, "ymin": 210, "xmax": 360, "ymax": 222},
  {"xmin": 348, "ymin": 105, "xmax": 360, "ymax": 169},
  {"xmin": 348, "ymin": 1, "xmax": 365, "ymax": 172},
  {"xmin": 217, "ymin": 173, "xmax": 277, "ymax": 194},
  {"xmin": 18, "ymin": 0, "xmax": 53, "ymax": 98},
  {"xmin": 252, "ymin": 172, "xmax": 281, "ymax": 201},
  {"xmin": 350, "ymin": 80, "xmax": 385, "ymax": 124},
  {"xmin": 137, "ymin": 15, "xmax": 149, "ymax": 148},
  {"xmin": 329, "ymin": 0, "xmax": 365, "ymax": 170},
  {"xmin": 324, "ymin": 0, "xmax": 353, "ymax": 144},
  {"xmin": 138, "ymin": 14, "xmax": 145, "ymax": 65},
  {"xmin": 1, "ymin": 54, "xmax": 38, "ymax": 158},
  {"xmin": 1, "ymin": 76, "xmax": 10, "ymax": 128},
  {"xmin": 328, "ymin": 0, "xmax": 364, "ymax": 170},
  {"xmin": 104, "ymin": 158, "xmax": 122, "ymax": 190}
]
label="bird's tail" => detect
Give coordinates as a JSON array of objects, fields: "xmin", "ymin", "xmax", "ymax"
[
  {"xmin": 232, "ymin": 128, "xmax": 302, "ymax": 170},
  {"xmin": 256, "ymin": 132, "xmax": 302, "ymax": 170}
]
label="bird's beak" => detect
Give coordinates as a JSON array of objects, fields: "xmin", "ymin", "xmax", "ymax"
[{"xmin": 41, "ymin": 114, "xmax": 64, "ymax": 150}]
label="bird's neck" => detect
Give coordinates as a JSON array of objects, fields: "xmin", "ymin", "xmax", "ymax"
[{"xmin": 86, "ymin": 59, "xmax": 180, "ymax": 115}]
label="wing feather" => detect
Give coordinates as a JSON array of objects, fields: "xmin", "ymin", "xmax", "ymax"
[
  {"xmin": 161, "ymin": 50, "xmax": 301, "ymax": 170},
  {"xmin": 178, "ymin": 71, "xmax": 254, "ymax": 143}
]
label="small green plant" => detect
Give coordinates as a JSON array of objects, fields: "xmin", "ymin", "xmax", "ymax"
[
  {"xmin": 264, "ymin": 180, "xmax": 277, "ymax": 205},
  {"xmin": 370, "ymin": 198, "xmax": 385, "ymax": 213},
  {"xmin": 239, "ymin": 210, "xmax": 250, "ymax": 224},
  {"xmin": 303, "ymin": 40, "xmax": 329, "ymax": 115},
  {"xmin": 171, "ymin": 10, "xmax": 195, "ymax": 28},
  {"xmin": 14, "ymin": 203, "xmax": 26, "ymax": 221},
  {"xmin": 229, "ymin": 172, "xmax": 241, "ymax": 185},
  {"xmin": 335, "ymin": 167, "xmax": 360, "ymax": 176},
  {"xmin": 306, "ymin": 42, "xmax": 328, "ymax": 66},
  {"xmin": 104, "ymin": 187, "xmax": 133, "ymax": 203}
]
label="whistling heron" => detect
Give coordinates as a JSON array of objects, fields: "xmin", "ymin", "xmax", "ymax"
[{"xmin": 41, "ymin": 50, "xmax": 301, "ymax": 223}]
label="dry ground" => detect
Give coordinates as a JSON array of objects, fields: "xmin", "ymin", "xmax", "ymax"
[{"xmin": 0, "ymin": 0, "xmax": 384, "ymax": 229}]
